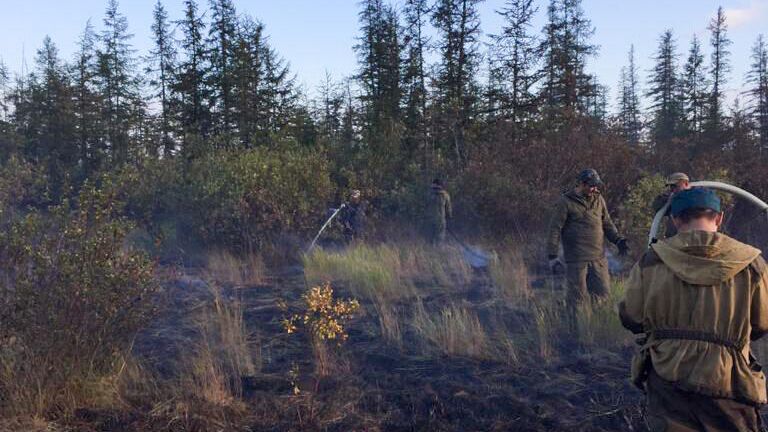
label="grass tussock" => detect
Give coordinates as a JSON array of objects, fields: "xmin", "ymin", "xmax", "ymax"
[
  {"xmin": 489, "ymin": 249, "xmax": 533, "ymax": 305},
  {"xmin": 205, "ymin": 250, "xmax": 266, "ymax": 287},
  {"xmin": 576, "ymin": 281, "xmax": 632, "ymax": 349},
  {"xmin": 304, "ymin": 243, "xmax": 476, "ymax": 349},
  {"xmin": 303, "ymin": 243, "xmax": 473, "ymax": 301},
  {"xmin": 303, "ymin": 244, "xmax": 410, "ymax": 302},
  {"xmin": 532, "ymin": 301, "xmax": 560, "ymax": 362},
  {"xmin": 412, "ymin": 302, "xmax": 490, "ymax": 359},
  {"xmin": 182, "ymin": 283, "xmax": 259, "ymax": 405}
]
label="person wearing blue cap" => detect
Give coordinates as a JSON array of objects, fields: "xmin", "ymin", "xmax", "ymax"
[
  {"xmin": 546, "ymin": 168, "xmax": 629, "ymax": 331},
  {"xmin": 619, "ymin": 188, "xmax": 768, "ymax": 431}
]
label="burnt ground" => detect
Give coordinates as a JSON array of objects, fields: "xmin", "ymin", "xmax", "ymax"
[
  {"xmin": 63, "ymin": 264, "xmax": 650, "ymax": 431},
  {"xmin": 122, "ymin": 263, "xmax": 650, "ymax": 432}
]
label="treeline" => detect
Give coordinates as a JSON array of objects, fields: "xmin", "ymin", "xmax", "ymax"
[{"xmin": 0, "ymin": 0, "xmax": 767, "ymax": 249}]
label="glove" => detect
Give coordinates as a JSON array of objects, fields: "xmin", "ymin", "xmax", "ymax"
[{"xmin": 616, "ymin": 238, "xmax": 629, "ymax": 256}]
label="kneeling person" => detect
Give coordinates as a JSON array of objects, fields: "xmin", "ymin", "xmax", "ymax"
[{"xmin": 619, "ymin": 188, "xmax": 768, "ymax": 432}]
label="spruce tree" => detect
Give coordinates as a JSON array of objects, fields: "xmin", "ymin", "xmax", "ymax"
[
  {"xmin": 207, "ymin": 0, "xmax": 238, "ymax": 139},
  {"xmin": 681, "ymin": 34, "xmax": 709, "ymax": 136},
  {"xmin": 355, "ymin": 0, "xmax": 403, "ymax": 169},
  {"xmin": 97, "ymin": 0, "xmax": 140, "ymax": 165},
  {"xmin": 72, "ymin": 21, "xmax": 102, "ymax": 176},
  {"xmin": 746, "ymin": 34, "xmax": 768, "ymax": 152},
  {"xmin": 174, "ymin": 0, "xmax": 211, "ymax": 153},
  {"xmin": 147, "ymin": 0, "xmax": 176, "ymax": 156},
  {"xmin": 617, "ymin": 45, "xmax": 641, "ymax": 144},
  {"xmin": 539, "ymin": 0, "xmax": 597, "ymax": 121},
  {"xmin": 431, "ymin": 0, "xmax": 484, "ymax": 165},
  {"xmin": 13, "ymin": 37, "xmax": 76, "ymax": 195},
  {"xmin": 490, "ymin": 0, "xmax": 539, "ymax": 130},
  {"xmin": 647, "ymin": 30, "xmax": 682, "ymax": 146},
  {"xmin": 706, "ymin": 6, "xmax": 731, "ymax": 136},
  {"xmin": 401, "ymin": 0, "xmax": 430, "ymax": 162}
]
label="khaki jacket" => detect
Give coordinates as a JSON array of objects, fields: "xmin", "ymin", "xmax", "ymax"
[
  {"xmin": 427, "ymin": 187, "xmax": 452, "ymax": 229},
  {"xmin": 546, "ymin": 190, "xmax": 621, "ymax": 263},
  {"xmin": 619, "ymin": 231, "xmax": 768, "ymax": 405}
]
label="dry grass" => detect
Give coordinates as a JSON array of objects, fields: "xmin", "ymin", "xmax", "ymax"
[
  {"xmin": 178, "ymin": 283, "xmax": 259, "ymax": 407},
  {"xmin": 304, "ymin": 243, "xmax": 477, "ymax": 350},
  {"xmin": 532, "ymin": 301, "xmax": 559, "ymax": 362},
  {"xmin": 398, "ymin": 243, "xmax": 473, "ymax": 289},
  {"xmin": 412, "ymin": 302, "xmax": 490, "ymax": 359},
  {"xmin": 371, "ymin": 294, "xmax": 402, "ymax": 346},
  {"xmin": 205, "ymin": 250, "xmax": 266, "ymax": 287},
  {"xmin": 489, "ymin": 249, "xmax": 533, "ymax": 305},
  {"xmin": 303, "ymin": 244, "xmax": 407, "ymax": 302},
  {"xmin": 576, "ymin": 281, "xmax": 632, "ymax": 350}
]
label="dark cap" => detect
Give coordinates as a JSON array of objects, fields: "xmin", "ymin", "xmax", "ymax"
[
  {"xmin": 670, "ymin": 188, "xmax": 721, "ymax": 216},
  {"xmin": 578, "ymin": 169, "xmax": 603, "ymax": 187}
]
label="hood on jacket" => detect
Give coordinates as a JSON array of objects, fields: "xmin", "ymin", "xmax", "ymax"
[{"xmin": 651, "ymin": 230, "xmax": 761, "ymax": 286}]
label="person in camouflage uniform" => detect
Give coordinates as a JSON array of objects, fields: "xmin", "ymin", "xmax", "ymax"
[
  {"xmin": 651, "ymin": 172, "xmax": 691, "ymax": 240},
  {"xmin": 339, "ymin": 189, "xmax": 368, "ymax": 243},
  {"xmin": 547, "ymin": 169, "xmax": 628, "ymax": 329},
  {"xmin": 427, "ymin": 178, "xmax": 452, "ymax": 244},
  {"xmin": 620, "ymin": 188, "xmax": 768, "ymax": 432}
]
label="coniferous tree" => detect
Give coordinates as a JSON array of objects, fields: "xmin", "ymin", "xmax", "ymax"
[
  {"xmin": 207, "ymin": 0, "xmax": 238, "ymax": 139},
  {"xmin": 681, "ymin": 34, "xmax": 709, "ymax": 136},
  {"xmin": 401, "ymin": 0, "xmax": 430, "ymax": 163},
  {"xmin": 259, "ymin": 35, "xmax": 296, "ymax": 141},
  {"xmin": 231, "ymin": 16, "xmax": 296, "ymax": 148},
  {"xmin": 317, "ymin": 72, "xmax": 343, "ymax": 141},
  {"xmin": 617, "ymin": 45, "xmax": 641, "ymax": 144},
  {"xmin": 355, "ymin": 0, "xmax": 402, "ymax": 171},
  {"xmin": 147, "ymin": 0, "xmax": 176, "ymax": 156},
  {"xmin": 490, "ymin": 0, "xmax": 539, "ymax": 134},
  {"xmin": 647, "ymin": 30, "xmax": 682, "ymax": 146},
  {"xmin": 174, "ymin": 0, "xmax": 210, "ymax": 154},
  {"xmin": 705, "ymin": 6, "xmax": 731, "ymax": 137},
  {"xmin": 431, "ymin": 0, "xmax": 484, "ymax": 165},
  {"xmin": 539, "ymin": 0, "xmax": 597, "ymax": 121},
  {"xmin": 12, "ymin": 37, "xmax": 76, "ymax": 195},
  {"xmin": 97, "ymin": 0, "xmax": 140, "ymax": 165},
  {"xmin": 0, "ymin": 59, "xmax": 13, "ymax": 161},
  {"xmin": 72, "ymin": 21, "xmax": 102, "ymax": 176},
  {"xmin": 746, "ymin": 34, "xmax": 768, "ymax": 152}
]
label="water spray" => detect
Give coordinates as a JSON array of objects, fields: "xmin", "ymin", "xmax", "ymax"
[
  {"xmin": 648, "ymin": 180, "xmax": 768, "ymax": 245},
  {"xmin": 307, "ymin": 204, "xmax": 346, "ymax": 253}
]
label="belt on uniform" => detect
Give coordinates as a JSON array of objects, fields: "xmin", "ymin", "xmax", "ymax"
[{"xmin": 652, "ymin": 329, "xmax": 744, "ymax": 350}]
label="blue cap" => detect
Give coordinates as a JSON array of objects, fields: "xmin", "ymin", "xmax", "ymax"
[{"xmin": 670, "ymin": 188, "xmax": 721, "ymax": 216}]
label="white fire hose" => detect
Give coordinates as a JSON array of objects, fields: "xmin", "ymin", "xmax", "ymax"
[{"xmin": 648, "ymin": 181, "xmax": 768, "ymax": 246}]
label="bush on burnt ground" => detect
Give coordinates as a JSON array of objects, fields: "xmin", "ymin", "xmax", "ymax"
[
  {"xmin": 115, "ymin": 141, "xmax": 334, "ymax": 258},
  {"xmin": 0, "ymin": 180, "xmax": 159, "ymax": 418},
  {"xmin": 0, "ymin": 155, "xmax": 50, "ymax": 224}
]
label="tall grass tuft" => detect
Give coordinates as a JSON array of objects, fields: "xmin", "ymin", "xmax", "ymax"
[
  {"xmin": 489, "ymin": 249, "xmax": 533, "ymax": 305},
  {"xmin": 412, "ymin": 302, "xmax": 490, "ymax": 359},
  {"xmin": 576, "ymin": 281, "xmax": 632, "ymax": 349},
  {"xmin": 183, "ymin": 283, "xmax": 258, "ymax": 405},
  {"xmin": 205, "ymin": 250, "xmax": 266, "ymax": 287},
  {"xmin": 303, "ymin": 244, "xmax": 407, "ymax": 302}
]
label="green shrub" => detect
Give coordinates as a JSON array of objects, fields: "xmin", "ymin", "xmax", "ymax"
[
  {"xmin": 619, "ymin": 173, "xmax": 665, "ymax": 248},
  {"xmin": 184, "ymin": 145, "xmax": 333, "ymax": 253},
  {"xmin": 0, "ymin": 180, "xmax": 159, "ymax": 418},
  {"xmin": 0, "ymin": 155, "xmax": 49, "ymax": 224}
]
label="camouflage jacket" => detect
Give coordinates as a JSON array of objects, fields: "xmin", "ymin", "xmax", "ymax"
[{"xmin": 546, "ymin": 190, "xmax": 622, "ymax": 263}]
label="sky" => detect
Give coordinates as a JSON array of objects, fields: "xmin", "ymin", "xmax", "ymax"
[{"xmin": 0, "ymin": 0, "xmax": 767, "ymax": 110}]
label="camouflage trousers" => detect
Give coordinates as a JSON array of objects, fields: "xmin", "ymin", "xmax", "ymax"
[
  {"xmin": 565, "ymin": 258, "xmax": 610, "ymax": 331},
  {"xmin": 646, "ymin": 370, "xmax": 762, "ymax": 432}
]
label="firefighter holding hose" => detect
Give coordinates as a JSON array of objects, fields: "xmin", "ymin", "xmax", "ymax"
[{"xmin": 620, "ymin": 188, "xmax": 768, "ymax": 431}]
